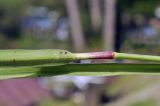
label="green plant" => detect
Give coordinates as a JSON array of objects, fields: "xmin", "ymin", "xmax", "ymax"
[{"xmin": 0, "ymin": 49, "xmax": 159, "ymax": 79}]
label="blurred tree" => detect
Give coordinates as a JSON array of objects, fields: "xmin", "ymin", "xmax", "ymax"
[
  {"xmin": 65, "ymin": 0, "xmax": 86, "ymax": 52},
  {"xmin": 88, "ymin": 0, "xmax": 102, "ymax": 31},
  {"xmin": 103, "ymin": 0, "xmax": 116, "ymax": 51}
]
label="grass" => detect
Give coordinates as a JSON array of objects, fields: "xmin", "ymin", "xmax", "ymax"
[{"xmin": 0, "ymin": 63, "xmax": 160, "ymax": 80}]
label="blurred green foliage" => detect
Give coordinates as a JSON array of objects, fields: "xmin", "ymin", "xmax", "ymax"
[
  {"xmin": 119, "ymin": 0, "xmax": 160, "ymax": 16},
  {"xmin": 0, "ymin": 0, "xmax": 160, "ymax": 50},
  {"xmin": 129, "ymin": 99, "xmax": 156, "ymax": 106},
  {"xmin": 39, "ymin": 98, "xmax": 78, "ymax": 106}
]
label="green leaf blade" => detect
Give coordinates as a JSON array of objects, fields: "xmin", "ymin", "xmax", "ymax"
[{"xmin": 0, "ymin": 63, "xmax": 159, "ymax": 80}]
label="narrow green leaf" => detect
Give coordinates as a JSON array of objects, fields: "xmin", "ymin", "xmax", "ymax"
[{"xmin": 0, "ymin": 63, "xmax": 159, "ymax": 80}]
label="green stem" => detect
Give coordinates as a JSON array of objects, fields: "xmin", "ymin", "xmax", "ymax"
[
  {"xmin": 0, "ymin": 49, "xmax": 74, "ymax": 67},
  {"xmin": 115, "ymin": 53, "xmax": 160, "ymax": 62},
  {"xmin": 0, "ymin": 50, "xmax": 159, "ymax": 68}
]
